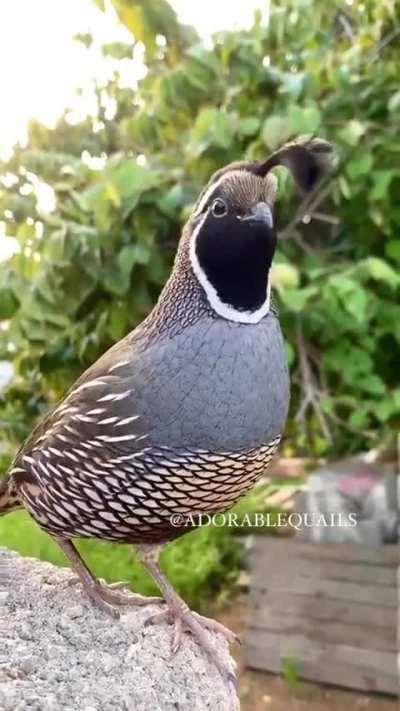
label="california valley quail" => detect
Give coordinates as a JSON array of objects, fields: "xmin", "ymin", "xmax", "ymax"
[{"xmin": 1, "ymin": 135, "xmax": 332, "ymax": 682}]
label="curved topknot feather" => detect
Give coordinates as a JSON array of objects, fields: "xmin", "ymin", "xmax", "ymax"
[
  {"xmin": 200, "ymin": 136, "xmax": 333, "ymax": 201},
  {"xmin": 255, "ymin": 135, "xmax": 334, "ymax": 193}
]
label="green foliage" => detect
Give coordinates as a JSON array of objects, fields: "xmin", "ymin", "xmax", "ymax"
[
  {"xmin": 282, "ymin": 656, "xmax": 301, "ymax": 695},
  {"xmin": 0, "ymin": 0, "xmax": 399, "ymax": 598},
  {"xmin": 0, "ymin": 0, "xmax": 400, "ymax": 462},
  {"xmin": 0, "ymin": 509, "xmax": 241, "ymax": 609},
  {"xmin": 1, "ymin": 0, "xmax": 398, "ymax": 458}
]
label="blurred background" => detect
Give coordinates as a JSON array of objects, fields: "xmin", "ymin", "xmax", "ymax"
[{"xmin": 0, "ymin": 1, "xmax": 399, "ymax": 708}]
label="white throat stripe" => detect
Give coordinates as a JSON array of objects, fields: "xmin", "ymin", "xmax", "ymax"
[{"xmin": 189, "ymin": 214, "xmax": 271, "ymax": 324}]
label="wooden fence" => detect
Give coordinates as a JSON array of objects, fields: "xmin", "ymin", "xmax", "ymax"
[{"xmin": 247, "ymin": 537, "xmax": 399, "ymax": 695}]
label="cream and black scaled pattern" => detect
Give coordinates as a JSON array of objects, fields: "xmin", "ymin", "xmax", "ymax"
[{"xmin": 4, "ymin": 162, "xmax": 292, "ymax": 546}]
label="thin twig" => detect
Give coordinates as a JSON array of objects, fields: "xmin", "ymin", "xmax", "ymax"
[
  {"xmin": 291, "ymin": 230, "xmax": 314, "ymax": 254},
  {"xmin": 310, "ymin": 211, "xmax": 340, "ymax": 225},
  {"xmin": 325, "ymin": 409, "xmax": 376, "ymax": 440},
  {"xmin": 278, "ymin": 179, "xmax": 335, "ymax": 241},
  {"xmin": 294, "ymin": 321, "xmax": 333, "ymax": 443},
  {"xmin": 337, "ymin": 12, "xmax": 355, "ymax": 41},
  {"xmin": 366, "ymin": 27, "xmax": 400, "ymax": 62}
]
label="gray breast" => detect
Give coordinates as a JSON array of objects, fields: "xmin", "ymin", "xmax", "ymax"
[{"xmin": 131, "ymin": 313, "xmax": 290, "ymax": 451}]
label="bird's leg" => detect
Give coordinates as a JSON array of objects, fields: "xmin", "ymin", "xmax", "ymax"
[
  {"xmin": 136, "ymin": 544, "xmax": 238, "ymax": 685},
  {"xmin": 56, "ymin": 538, "xmax": 162, "ymax": 618}
]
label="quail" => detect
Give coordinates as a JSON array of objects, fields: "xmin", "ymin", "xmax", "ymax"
[{"xmin": 1, "ymin": 135, "xmax": 332, "ymax": 683}]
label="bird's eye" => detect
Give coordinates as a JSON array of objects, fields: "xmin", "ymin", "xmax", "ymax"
[{"xmin": 211, "ymin": 198, "xmax": 228, "ymax": 218}]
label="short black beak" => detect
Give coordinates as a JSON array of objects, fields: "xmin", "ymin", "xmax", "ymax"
[{"xmin": 242, "ymin": 202, "xmax": 273, "ymax": 228}]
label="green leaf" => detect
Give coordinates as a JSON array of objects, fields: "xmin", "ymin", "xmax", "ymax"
[
  {"xmin": 385, "ymin": 240, "xmax": 400, "ymax": 263},
  {"xmin": 112, "ymin": 3, "xmax": 151, "ymax": 47},
  {"xmin": 73, "ymin": 33, "xmax": 93, "ymax": 48},
  {"xmin": 288, "ymin": 105, "xmax": 321, "ymax": 133},
  {"xmin": 370, "ymin": 170, "xmax": 395, "ymax": 201},
  {"xmin": 188, "ymin": 109, "xmax": 237, "ymax": 156},
  {"xmin": 338, "ymin": 175, "xmax": 351, "ymax": 199},
  {"xmin": 346, "ymin": 153, "xmax": 373, "ymax": 180},
  {"xmin": 328, "ymin": 275, "xmax": 368, "ymax": 322},
  {"xmin": 323, "ymin": 345, "xmax": 373, "ymax": 376},
  {"xmin": 338, "ymin": 120, "xmax": 365, "ymax": 146},
  {"xmin": 328, "ymin": 275, "xmax": 357, "ymax": 294},
  {"xmin": 239, "ymin": 117, "xmax": 260, "ymax": 137},
  {"xmin": 109, "ymin": 0, "xmax": 184, "ymax": 58},
  {"xmin": 117, "ymin": 244, "xmax": 151, "ymax": 284},
  {"xmin": 0, "ymin": 288, "xmax": 18, "ymax": 319},
  {"xmin": 279, "ymin": 286, "xmax": 317, "ymax": 312},
  {"xmin": 106, "ymin": 302, "xmax": 129, "ymax": 341},
  {"xmin": 393, "ymin": 389, "xmax": 400, "ymax": 410},
  {"xmin": 262, "ymin": 115, "xmax": 292, "ymax": 150},
  {"xmin": 271, "ymin": 263, "xmax": 300, "ymax": 289},
  {"xmin": 364, "ymin": 257, "xmax": 400, "ymax": 289},
  {"xmin": 343, "ymin": 287, "xmax": 367, "ymax": 323},
  {"xmin": 158, "ymin": 184, "xmax": 184, "ymax": 217},
  {"xmin": 388, "ymin": 90, "xmax": 400, "ymax": 112},
  {"xmin": 358, "ymin": 375, "xmax": 386, "ymax": 395},
  {"xmin": 105, "ymin": 181, "xmax": 121, "ymax": 208},
  {"xmin": 107, "ymin": 160, "xmax": 160, "ymax": 201},
  {"xmin": 349, "ymin": 406, "xmax": 371, "ymax": 429},
  {"xmin": 101, "ymin": 42, "xmax": 133, "ymax": 59},
  {"xmin": 375, "ymin": 399, "xmax": 394, "ymax": 422},
  {"xmin": 285, "ymin": 341, "xmax": 295, "ymax": 367}
]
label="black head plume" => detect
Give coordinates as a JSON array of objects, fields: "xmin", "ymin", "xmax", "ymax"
[{"xmin": 254, "ymin": 135, "xmax": 333, "ymax": 193}]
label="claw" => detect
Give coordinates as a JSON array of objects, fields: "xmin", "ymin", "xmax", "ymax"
[
  {"xmin": 66, "ymin": 575, "xmax": 163, "ymax": 613},
  {"xmin": 171, "ymin": 615, "xmax": 183, "ymax": 654},
  {"xmin": 227, "ymin": 671, "xmax": 239, "ymax": 693},
  {"xmin": 90, "ymin": 593, "xmax": 121, "ymax": 619},
  {"xmin": 191, "ymin": 611, "xmax": 240, "ymax": 645},
  {"xmin": 99, "ymin": 578, "xmax": 130, "ymax": 590},
  {"xmin": 145, "ymin": 609, "xmax": 171, "ymax": 627},
  {"xmin": 95, "ymin": 582, "xmax": 163, "ymax": 609},
  {"xmin": 144, "ymin": 602, "xmax": 237, "ymax": 688}
]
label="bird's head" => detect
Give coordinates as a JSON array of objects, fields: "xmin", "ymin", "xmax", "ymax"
[{"xmin": 180, "ymin": 135, "xmax": 332, "ymax": 324}]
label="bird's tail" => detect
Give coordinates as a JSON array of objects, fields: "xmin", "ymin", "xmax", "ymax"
[{"xmin": 0, "ymin": 473, "xmax": 21, "ymax": 516}]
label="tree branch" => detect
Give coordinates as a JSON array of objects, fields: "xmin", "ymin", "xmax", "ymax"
[
  {"xmin": 278, "ymin": 179, "xmax": 335, "ymax": 242},
  {"xmin": 294, "ymin": 321, "xmax": 333, "ymax": 443}
]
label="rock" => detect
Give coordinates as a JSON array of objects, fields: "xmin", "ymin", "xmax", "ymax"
[{"xmin": 0, "ymin": 547, "xmax": 238, "ymax": 711}]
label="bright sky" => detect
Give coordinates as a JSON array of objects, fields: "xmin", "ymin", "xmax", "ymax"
[{"xmin": 0, "ymin": 0, "xmax": 265, "ymax": 156}]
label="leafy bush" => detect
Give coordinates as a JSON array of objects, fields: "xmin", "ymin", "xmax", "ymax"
[
  {"xmin": 0, "ymin": 0, "xmax": 399, "ymax": 598},
  {"xmin": 1, "ymin": 0, "xmax": 399, "ymax": 463}
]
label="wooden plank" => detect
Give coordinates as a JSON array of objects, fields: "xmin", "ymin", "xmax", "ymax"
[
  {"xmin": 298, "ymin": 660, "xmax": 399, "ymax": 696},
  {"xmin": 248, "ymin": 613, "xmax": 397, "ymax": 652},
  {"xmin": 250, "ymin": 589, "xmax": 396, "ymax": 628},
  {"xmin": 252, "ymin": 575, "xmax": 397, "ymax": 607},
  {"xmin": 247, "ymin": 642, "xmax": 399, "ymax": 695},
  {"xmin": 247, "ymin": 630, "xmax": 397, "ymax": 676},
  {"xmin": 250, "ymin": 538, "xmax": 399, "ymax": 566},
  {"xmin": 251, "ymin": 557, "xmax": 396, "ymax": 587},
  {"xmin": 300, "ymin": 542, "xmax": 398, "ymax": 566},
  {"xmin": 247, "ymin": 630, "xmax": 398, "ymax": 695}
]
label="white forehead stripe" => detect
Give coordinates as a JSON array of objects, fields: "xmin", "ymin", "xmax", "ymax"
[
  {"xmin": 189, "ymin": 213, "xmax": 272, "ymax": 324},
  {"xmin": 194, "ymin": 171, "xmax": 241, "ymax": 217},
  {"xmin": 194, "ymin": 169, "xmax": 277, "ymax": 220}
]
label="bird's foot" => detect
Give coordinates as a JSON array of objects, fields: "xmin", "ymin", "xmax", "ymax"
[
  {"xmin": 145, "ymin": 602, "xmax": 238, "ymax": 688},
  {"xmin": 96, "ymin": 579, "xmax": 163, "ymax": 608},
  {"xmin": 67, "ymin": 576, "xmax": 163, "ymax": 618}
]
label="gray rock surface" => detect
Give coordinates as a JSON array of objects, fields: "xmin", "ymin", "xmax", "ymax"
[{"xmin": 0, "ymin": 548, "xmax": 238, "ymax": 711}]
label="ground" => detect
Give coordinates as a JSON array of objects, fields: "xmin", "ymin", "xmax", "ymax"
[{"xmin": 216, "ymin": 594, "xmax": 398, "ymax": 711}]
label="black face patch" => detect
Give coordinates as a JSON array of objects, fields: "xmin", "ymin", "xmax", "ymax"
[{"xmin": 195, "ymin": 206, "xmax": 277, "ymax": 312}]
